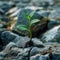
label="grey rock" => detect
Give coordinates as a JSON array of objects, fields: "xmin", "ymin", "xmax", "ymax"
[
  {"xmin": 31, "ymin": 54, "xmax": 49, "ymax": 60},
  {"xmin": 30, "ymin": 47, "xmax": 42, "ymax": 56},
  {"xmin": 49, "ymin": 10, "xmax": 60, "ymax": 19},
  {"xmin": 0, "ymin": 42, "xmax": 24, "ymax": 60},
  {"xmin": 16, "ymin": 2, "xmax": 29, "ymax": 8},
  {"xmin": 37, "ymin": 10, "xmax": 50, "ymax": 18},
  {"xmin": 0, "ymin": 29, "xmax": 7, "ymax": 50},
  {"xmin": 53, "ymin": 53, "xmax": 60, "ymax": 60},
  {"xmin": 0, "ymin": 52, "xmax": 7, "ymax": 60},
  {"xmin": 41, "ymin": 25, "xmax": 60, "ymax": 43},
  {"xmin": 7, "ymin": 8, "xmax": 21, "ymax": 18},
  {"xmin": 31, "ymin": 54, "xmax": 41, "ymax": 60},
  {"xmin": 52, "ymin": 5, "xmax": 60, "ymax": 11},
  {"xmin": 15, "ymin": 48, "xmax": 30, "ymax": 60},
  {"xmin": 3, "ymin": 42, "xmax": 16, "ymax": 54},
  {"xmin": 16, "ymin": 56, "xmax": 28, "ymax": 60},
  {"xmin": 0, "ymin": 8, "xmax": 5, "ymax": 15},
  {"xmin": 30, "ymin": 0, "xmax": 54, "ymax": 6},
  {"xmin": 32, "ymin": 38, "xmax": 44, "ymax": 47},
  {"xmin": 1, "ymin": 31, "xmax": 20, "ymax": 45},
  {"xmin": 14, "ymin": 36, "xmax": 29, "ymax": 48},
  {"xmin": 0, "ymin": 24, "xmax": 4, "ymax": 28},
  {"xmin": 39, "ymin": 54, "xmax": 49, "ymax": 60},
  {"xmin": 15, "ymin": 36, "xmax": 44, "ymax": 48},
  {"xmin": 0, "ymin": 1, "xmax": 15, "ymax": 12},
  {"xmin": 12, "ymin": 0, "xmax": 30, "ymax": 3},
  {"xmin": 48, "ymin": 19, "xmax": 60, "ymax": 29}
]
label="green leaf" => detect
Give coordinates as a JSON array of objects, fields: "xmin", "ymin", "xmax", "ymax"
[
  {"xmin": 22, "ymin": 11, "xmax": 36, "ymax": 21},
  {"xmin": 30, "ymin": 19, "xmax": 40, "ymax": 26},
  {"xmin": 29, "ymin": 10, "xmax": 36, "ymax": 19},
  {"xmin": 27, "ymin": 15, "xmax": 30, "ymax": 20},
  {"xmin": 17, "ymin": 24, "xmax": 28, "ymax": 31}
]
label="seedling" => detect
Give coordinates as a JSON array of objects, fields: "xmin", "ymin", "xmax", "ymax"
[{"xmin": 17, "ymin": 10, "xmax": 40, "ymax": 42}]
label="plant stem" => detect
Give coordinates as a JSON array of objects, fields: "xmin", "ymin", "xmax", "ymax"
[
  {"xmin": 29, "ymin": 30, "xmax": 32, "ymax": 41},
  {"xmin": 28, "ymin": 20, "xmax": 32, "ymax": 41}
]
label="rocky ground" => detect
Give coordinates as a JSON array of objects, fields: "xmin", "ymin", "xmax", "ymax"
[{"xmin": 0, "ymin": 0, "xmax": 60, "ymax": 60}]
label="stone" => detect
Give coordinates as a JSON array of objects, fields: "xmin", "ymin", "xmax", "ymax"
[
  {"xmin": 0, "ymin": 29, "xmax": 7, "ymax": 50},
  {"xmin": 14, "ymin": 36, "xmax": 29, "ymax": 48},
  {"xmin": 53, "ymin": 53, "xmax": 60, "ymax": 60},
  {"xmin": 32, "ymin": 38, "xmax": 44, "ymax": 47},
  {"xmin": 52, "ymin": 5, "xmax": 60, "ymax": 11},
  {"xmin": 3, "ymin": 42, "xmax": 16, "ymax": 54},
  {"xmin": 48, "ymin": 19, "xmax": 60, "ymax": 29},
  {"xmin": 0, "ymin": 42, "xmax": 24, "ymax": 60},
  {"xmin": 0, "ymin": 24, "xmax": 4, "ymax": 28},
  {"xmin": 49, "ymin": 10, "xmax": 60, "ymax": 19},
  {"xmin": 41, "ymin": 25, "xmax": 60, "ymax": 43},
  {"xmin": 0, "ymin": 1, "xmax": 15, "ymax": 12},
  {"xmin": 1, "ymin": 31, "xmax": 20, "ymax": 45},
  {"xmin": 0, "ymin": 8, "xmax": 5, "ymax": 15},
  {"xmin": 8, "ymin": 8, "xmax": 21, "ymax": 17},
  {"xmin": 30, "ymin": 47, "xmax": 42, "ymax": 56},
  {"xmin": 5, "ymin": 7, "xmax": 18, "ymax": 15},
  {"xmin": 0, "ymin": 51, "xmax": 7, "ymax": 60},
  {"xmin": 31, "ymin": 54, "xmax": 41, "ymax": 60},
  {"xmin": 14, "ymin": 48, "xmax": 32, "ymax": 60},
  {"xmin": 12, "ymin": 0, "xmax": 30, "ymax": 3},
  {"xmin": 14, "ymin": 36, "xmax": 44, "ymax": 48},
  {"xmin": 16, "ymin": 3, "xmax": 28, "ymax": 8},
  {"xmin": 39, "ymin": 54, "xmax": 49, "ymax": 60},
  {"xmin": 31, "ymin": 54, "xmax": 49, "ymax": 60},
  {"xmin": 30, "ymin": 0, "xmax": 54, "ymax": 6},
  {"xmin": 1, "ymin": 16, "xmax": 9, "ymax": 23},
  {"xmin": 37, "ymin": 10, "xmax": 50, "ymax": 18}
]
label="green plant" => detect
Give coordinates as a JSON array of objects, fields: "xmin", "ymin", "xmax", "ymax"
[{"xmin": 17, "ymin": 10, "xmax": 40, "ymax": 41}]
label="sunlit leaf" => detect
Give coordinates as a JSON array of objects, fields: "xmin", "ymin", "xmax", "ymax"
[
  {"xmin": 30, "ymin": 19, "xmax": 40, "ymax": 26},
  {"xmin": 22, "ymin": 11, "xmax": 36, "ymax": 21},
  {"xmin": 27, "ymin": 15, "xmax": 30, "ymax": 20},
  {"xmin": 17, "ymin": 24, "xmax": 28, "ymax": 31}
]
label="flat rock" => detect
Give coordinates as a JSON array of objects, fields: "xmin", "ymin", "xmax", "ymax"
[{"xmin": 41, "ymin": 25, "xmax": 60, "ymax": 43}]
